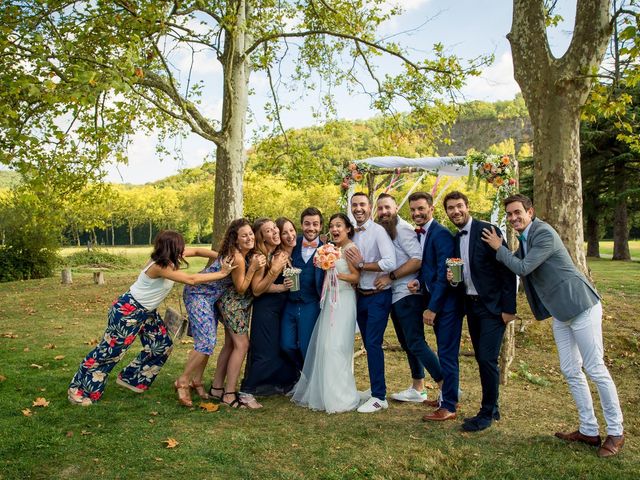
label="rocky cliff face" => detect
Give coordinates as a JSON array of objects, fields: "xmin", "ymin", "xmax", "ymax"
[{"xmin": 437, "ymin": 117, "xmax": 532, "ymax": 156}]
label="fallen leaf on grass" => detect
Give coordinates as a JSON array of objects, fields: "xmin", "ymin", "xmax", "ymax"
[
  {"xmin": 66, "ymin": 431, "xmax": 74, "ymax": 438},
  {"xmin": 154, "ymin": 458, "xmax": 163, "ymax": 462},
  {"xmin": 85, "ymin": 338, "xmax": 99, "ymax": 346},
  {"xmin": 180, "ymin": 339, "xmax": 194, "ymax": 345},
  {"xmin": 54, "ymin": 355, "xmax": 65, "ymax": 360},
  {"xmin": 43, "ymin": 343, "xmax": 56, "ymax": 349},
  {"xmin": 199, "ymin": 402, "xmax": 219, "ymax": 412},
  {"xmin": 23, "ymin": 347, "xmax": 30, "ymax": 352},
  {"xmin": 30, "ymin": 364, "xmax": 43, "ymax": 369},
  {"xmin": 0, "ymin": 375, "xmax": 6, "ymax": 382},
  {"xmin": 1, "ymin": 333, "xmax": 18, "ymax": 338},
  {"xmin": 163, "ymin": 438, "xmax": 179, "ymax": 449},
  {"xmin": 22, "ymin": 408, "xmax": 33, "ymax": 417},
  {"xmin": 81, "ymin": 430, "xmax": 92, "ymax": 436},
  {"xmin": 32, "ymin": 397, "xmax": 50, "ymax": 407},
  {"xmin": 150, "ymin": 411, "xmax": 159, "ymax": 416},
  {"xmin": 148, "ymin": 419, "xmax": 155, "ymax": 424}
]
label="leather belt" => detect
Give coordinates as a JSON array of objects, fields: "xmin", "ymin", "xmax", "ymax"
[{"xmin": 357, "ymin": 288, "xmax": 382, "ymax": 297}]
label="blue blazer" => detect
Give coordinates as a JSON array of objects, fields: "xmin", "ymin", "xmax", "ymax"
[
  {"xmin": 290, "ymin": 235, "xmax": 325, "ymax": 300},
  {"xmin": 455, "ymin": 219, "xmax": 517, "ymax": 316},
  {"xmin": 419, "ymin": 220, "xmax": 458, "ymax": 314}
]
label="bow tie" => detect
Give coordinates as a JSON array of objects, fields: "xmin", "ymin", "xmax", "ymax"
[
  {"xmin": 456, "ymin": 230, "xmax": 468, "ymax": 238},
  {"xmin": 517, "ymin": 234, "xmax": 527, "ymax": 243},
  {"xmin": 414, "ymin": 227, "xmax": 426, "ymax": 235},
  {"xmin": 355, "ymin": 226, "xmax": 366, "ymax": 233},
  {"xmin": 302, "ymin": 240, "xmax": 318, "ymax": 248}
]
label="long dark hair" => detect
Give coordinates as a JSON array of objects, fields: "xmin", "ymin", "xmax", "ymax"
[
  {"xmin": 329, "ymin": 212, "xmax": 355, "ymax": 240},
  {"xmin": 151, "ymin": 230, "xmax": 187, "ymax": 269},
  {"xmin": 218, "ymin": 218, "xmax": 252, "ymax": 258}
]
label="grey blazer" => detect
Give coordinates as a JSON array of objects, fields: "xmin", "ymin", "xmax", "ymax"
[{"xmin": 495, "ymin": 218, "xmax": 599, "ymax": 321}]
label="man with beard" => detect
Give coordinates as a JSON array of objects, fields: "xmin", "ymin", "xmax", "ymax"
[
  {"xmin": 344, "ymin": 192, "xmax": 396, "ymax": 413},
  {"xmin": 374, "ymin": 193, "xmax": 443, "ymax": 407},
  {"xmin": 443, "ymin": 191, "xmax": 516, "ymax": 432},
  {"xmin": 406, "ymin": 191, "xmax": 462, "ymax": 421}
]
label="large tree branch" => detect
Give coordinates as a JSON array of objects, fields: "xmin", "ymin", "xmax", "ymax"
[
  {"xmin": 561, "ymin": 0, "xmax": 613, "ymax": 80},
  {"xmin": 244, "ymin": 30, "xmax": 455, "ymax": 75},
  {"xmin": 139, "ymin": 72, "xmax": 223, "ymax": 144}
]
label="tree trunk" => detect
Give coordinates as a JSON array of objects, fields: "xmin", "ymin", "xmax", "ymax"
[
  {"xmin": 612, "ymin": 161, "xmax": 631, "ymax": 260},
  {"xmin": 508, "ymin": 0, "xmax": 612, "ymax": 277},
  {"xmin": 93, "ymin": 271, "xmax": 105, "ymax": 285},
  {"xmin": 61, "ymin": 268, "xmax": 73, "ymax": 284},
  {"xmin": 111, "ymin": 216, "xmax": 115, "ymax": 247},
  {"xmin": 148, "ymin": 220, "xmax": 153, "ymax": 245},
  {"xmin": 211, "ymin": 1, "xmax": 252, "ymax": 247},
  {"xmin": 585, "ymin": 210, "xmax": 601, "ymax": 258},
  {"xmin": 128, "ymin": 223, "xmax": 134, "ymax": 246}
]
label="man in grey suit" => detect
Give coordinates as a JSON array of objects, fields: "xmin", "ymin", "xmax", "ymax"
[{"xmin": 481, "ymin": 193, "xmax": 624, "ymax": 458}]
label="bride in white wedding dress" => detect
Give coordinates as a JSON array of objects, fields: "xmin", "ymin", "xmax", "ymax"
[{"xmin": 291, "ymin": 213, "xmax": 361, "ymax": 413}]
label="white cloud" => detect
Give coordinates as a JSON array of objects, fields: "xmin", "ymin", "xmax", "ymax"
[{"xmin": 460, "ymin": 52, "xmax": 520, "ymax": 101}]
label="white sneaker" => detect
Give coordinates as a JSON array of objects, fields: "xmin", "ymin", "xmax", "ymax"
[
  {"xmin": 358, "ymin": 389, "xmax": 372, "ymax": 402},
  {"xmin": 390, "ymin": 387, "xmax": 427, "ymax": 403},
  {"xmin": 357, "ymin": 396, "xmax": 388, "ymax": 413}
]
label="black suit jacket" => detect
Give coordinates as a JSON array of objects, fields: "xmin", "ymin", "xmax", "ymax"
[{"xmin": 455, "ymin": 219, "xmax": 517, "ymax": 316}]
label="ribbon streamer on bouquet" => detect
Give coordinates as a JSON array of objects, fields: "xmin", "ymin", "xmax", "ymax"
[{"xmin": 319, "ymin": 267, "xmax": 340, "ymax": 325}]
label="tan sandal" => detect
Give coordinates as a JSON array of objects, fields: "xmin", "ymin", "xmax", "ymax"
[
  {"xmin": 173, "ymin": 381, "xmax": 193, "ymax": 407},
  {"xmin": 208, "ymin": 386, "xmax": 224, "ymax": 402},
  {"xmin": 189, "ymin": 381, "xmax": 210, "ymax": 400},
  {"xmin": 67, "ymin": 388, "xmax": 92, "ymax": 407}
]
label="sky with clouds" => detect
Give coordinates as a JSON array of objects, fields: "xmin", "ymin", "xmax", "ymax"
[{"xmin": 106, "ymin": 0, "xmax": 576, "ymax": 184}]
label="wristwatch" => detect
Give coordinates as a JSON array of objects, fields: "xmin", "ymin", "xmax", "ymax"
[
  {"xmin": 357, "ymin": 261, "xmax": 365, "ymax": 270},
  {"xmin": 389, "ymin": 271, "xmax": 397, "ymax": 281}
]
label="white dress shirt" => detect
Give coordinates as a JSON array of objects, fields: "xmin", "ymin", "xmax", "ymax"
[
  {"xmin": 391, "ymin": 216, "xmax": 423, "ymax": 303},
  {"xmin": 301, "ymin": 236, "xmax": 319, "ymax": 263},
  {"xmin": 458, "ymin": 217, "xmax": 478, "ymax": 296},
  {"xmin": 353, "ymin": 218, "xmax": 396, "ymax": 290}
]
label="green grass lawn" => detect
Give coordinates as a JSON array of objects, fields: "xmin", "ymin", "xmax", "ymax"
[{"xmin": 0, "ymin": 251, "xmax": 638, "ymax": 479}]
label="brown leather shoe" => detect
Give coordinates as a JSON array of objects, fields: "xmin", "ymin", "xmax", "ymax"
[
  {"xmin": 422, "ymin": 408, "xmax": 456, "ymax": 422},
  {"xmin": 555, "ymin": 430, "xmax": 601, "ymax": 447},
  {"xmin": 597, "ymin": 435, "xmax": 624, "ymax": 458}
]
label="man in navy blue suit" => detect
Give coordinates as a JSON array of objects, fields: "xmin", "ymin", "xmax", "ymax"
[
  {"xmin": 406, "ymin": 192, "xmax": 462, "ymax": 422},
  {"xmin": 281, "ymin": 207, "xmax": 325, "ymax": 372},
  {"xmin": 444, "ymin": 191, "xmax": 517, "ymax": 432}
]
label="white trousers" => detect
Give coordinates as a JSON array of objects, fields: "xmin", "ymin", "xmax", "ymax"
[{"xmin": 552, "ymin": 302, "xmax": 624, "ymax": 436}]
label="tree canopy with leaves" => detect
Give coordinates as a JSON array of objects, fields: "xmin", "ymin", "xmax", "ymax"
[{"xmin": 1, "ymin": 0, "xmax": 487, "ymax": 244}]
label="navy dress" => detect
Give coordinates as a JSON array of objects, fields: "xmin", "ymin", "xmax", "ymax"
[{"xmin": 241, "ymin": 274, "xmax": 298, "ymax": 396}]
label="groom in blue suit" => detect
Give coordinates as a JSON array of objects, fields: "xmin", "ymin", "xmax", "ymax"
[
  {"xmin": 281, "ymin": 207, "xmax": 325, "ymax": 372},
  {"xmin": 406, "ymin": 192, "xmax": 463, "ymax": 421}
]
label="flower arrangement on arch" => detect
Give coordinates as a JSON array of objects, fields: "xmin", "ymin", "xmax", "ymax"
[
  {"xmin": 336, "ymin": 161, "xmax": 372, "ymax": 207},
  {"xmin": 313, "ymin": 243, "xmax": 341, "ymax": 271},
  {"xmin": 467, "ymin": 152, "xmax": 517, "ymax": 195}
]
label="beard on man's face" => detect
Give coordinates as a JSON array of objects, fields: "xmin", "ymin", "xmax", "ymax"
[{"xmin": 376, "ymin": 214, "xmax": 397, "ymax": 240}]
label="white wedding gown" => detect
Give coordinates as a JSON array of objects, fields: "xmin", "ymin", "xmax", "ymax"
[{"xmin": 291, "ymin": 257, "xmax": 360, "ymax": 413}]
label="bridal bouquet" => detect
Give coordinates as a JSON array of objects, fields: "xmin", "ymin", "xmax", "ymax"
[{"xmin": 313, "ymin": 244, "xmax": 341, "ymax": 270}]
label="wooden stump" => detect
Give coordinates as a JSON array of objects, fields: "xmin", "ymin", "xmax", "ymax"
[
  {"xmin": 93, "ymin": 271, "xmax": 105, "ymax": 285},
  {"xmin": 61, "ymin": 268, "xmax": 73, "ymax": 284},
  {"xmin": 499, "ymin": 320, "xmax": 516, "ymax": 385}
]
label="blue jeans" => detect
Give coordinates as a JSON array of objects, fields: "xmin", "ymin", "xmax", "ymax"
[
  {"xmin": 280, "ymin": 301, "xmax": 321, "ymax": 371},
  {"xmin": 357, "ymin": 289, "xmax": 392, "ymax": 400},
  {"xmin": 390, "ymin": 294, "xmax": 442, "ymax": 383}
]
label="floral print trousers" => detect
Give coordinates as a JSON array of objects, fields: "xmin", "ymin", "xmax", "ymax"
[{"xmin": 69, "ymin": 291, "xmax": 173, "ymax": 402}]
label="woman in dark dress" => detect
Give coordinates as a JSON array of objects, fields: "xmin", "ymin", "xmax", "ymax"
[{"xmin": 240, "ymin": 217, "xmax": 298, "ymax": 406}]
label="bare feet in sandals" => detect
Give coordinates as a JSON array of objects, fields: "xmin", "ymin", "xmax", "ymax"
[{"xmin": 240, "ymin": 393, "xmax": 263, "ymax": 409}]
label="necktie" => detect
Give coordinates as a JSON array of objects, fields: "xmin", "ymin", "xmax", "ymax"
[
  {"xmin": 414, "ymin": 227, "xmax": 425, "ymax": 234},
  {"xmin": 517, "ymin": 234, "xmax": 527, "ymax": 243},
  {"xmin": 302, "ymin": 240, "xmax": 318, "ymax": 248},
  {"xmin": 456, "ymin": 230, "xmax": 468, "ymax": 239},
  {"xmin": 355, "ymin": 226, "xmax": 366, "ymax": 233}
]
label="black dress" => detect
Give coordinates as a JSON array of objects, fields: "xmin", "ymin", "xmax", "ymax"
[{"xmin": 241, "ymin": 275, "xmax": 298, "ymax": 396}]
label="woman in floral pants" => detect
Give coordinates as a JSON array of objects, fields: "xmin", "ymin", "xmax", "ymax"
[{"xmin": 68, "ymin": 231, "xmax": 235, "ymax": 406}]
